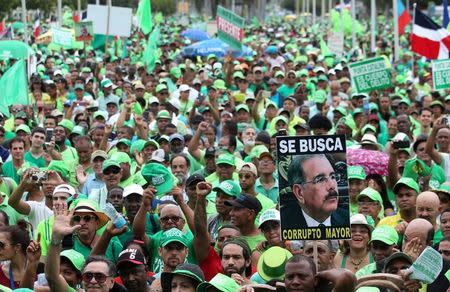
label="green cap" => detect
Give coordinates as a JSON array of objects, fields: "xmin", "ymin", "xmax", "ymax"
[
  {"xmin": 274, "ymin": 71, "xmax": 285, "ymax": 78},
  {"xmin": 60, "ymin": 249, "xmax": 85, "ymax": 272},
  {"xmin": 102, "ymin": 159, "xmax": 121, "ymax": 172},
  {"xmin": 235, "ymin": 104, "xmax": 250, "ymax": 113},
  {"xmin": 15, "ymin": 124, "xmax": 31, "ymax": 135},
  {"xmin": 347, "ymin": 165, "xmax": 366, "ymax": 180},
  {"xmin": 130, "ymin": 139, "xmax": 147, "ymax": 154},
  {"xmin": 100, "ymin": 78, "xmax": 113, "ymax": 88},
  {"xmin": 333, "ymin": 106, "xmax": 347, "ymax": 117},
  {"xmin": 161, "ymin": 263, "xmax": 205, "ymax": 292},
  {"xmin": 71, "ymin": 125, "xmax": 85, "ymax": 136},
  {"xmin": 74, "ymin": 83, "xmax": 84, "ymax": 90},
  {"xmin": 249, "ymin": 145, "xmax": 271, "ymax": 160},
  {"xmin": 233, "ymin": 71, "xmax": 245, "ymax": 79},
  {"xmin": 432, "ymin": 182, "xmax": 450, "ymax": 196},
  {"xmin": 156, "ymin": 110, "xmax": 171, "ymax": 120},
  {"xmin": 110, "ymin": 151, "xmax": 131, "ymax": 164},
  {"xmin": 160, "ymin": 228, "xmax": 188, "ymax": 247},
  {"xmin": 273, "ymin": 116, "xmax": 289, "ymax": 126},
  {"xmin": 213, "ymin": 79, "xmax": 227, "ymax": 90},
  {"xmin": 430, "ymin": 100, "xmax": 445, "ymax": 109},
  {"xmin": 399, "ymin": 98, "xmax": 411, "ymax": 106},
  {"xmin": 317, "ymin": 74, "xmax": 328, "ymax": 82},
  {"xmin": 47, "ymin": 160, "xmax": 70, "ymax": 181},
  {"xmin": 141, "ymin": 163, "xmax": 175, "ymax": 196},
  {"xmin": 361, "ymin": 124, "xmax": 377, "ymax": 134},
  {"xmin": 216, "ymin": 153, "xmax": 235, "ymax": 166},
  {"xmin": 352, "ymin": 108, "xmax": 364, "ymax": 116},
  {"xmin": 357, "ymin": 187, "xmax": 383, "ymax": 205},
  {"xmin": 58, "ymin": 119, "xmax": 75, "ymax": 132},
  {"xmin": 156, "ymin": 84, "xmax": 168, "ymax": 93},
  {"xmin": 170, "ymin": 67, "xmax": 182, "ymax": 79},
  {"xmin": 197, "ymin": 273, "xmax": 241, "ymax": 292},
  {"xmin": 212, "ymin": 180, "xmax": 241, "ymax": 197},
  {"xmin": 370, "ymin": 225, "xmax": 399, "ymax": 246},
  {"xmin": 116, "ymin": 138, "xmax": 131, "ymax": 147},
  {"xmin": 257, "ymin": 246, "xmax": 292, "ymax": 282},
  {"xmin": 143, "ymin": 139, "xmax": 159, "ymax": 149},
  {"xmin": 393, "ymin": 177, "xmax": 419, "ymax": 194},
  {"xmin": 313, "ymin": 89, "xmax": 327, "ymax": 104},
  {"xmin": 93, "ymin": 111, "xmax": 107, "ymax": 120}
]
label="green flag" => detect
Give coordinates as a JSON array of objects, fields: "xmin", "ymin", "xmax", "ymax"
[
  {"xmin": 319, "ymin": 36, "xmax": 331, "ymax": 56},
  {"xmin": 0, "ymin": 59, "xmax": 28, "ymax": 117},
  {"xmin": 136, "ymin": 0, "xmax": 152, "ymax": 35},
  {"xmin": 143, "ymin": 27, "xmax": 160, "ymax": 74},
  {"xmin": 155, "ymin": 12, "xmax": 164, "ymax": 25}
]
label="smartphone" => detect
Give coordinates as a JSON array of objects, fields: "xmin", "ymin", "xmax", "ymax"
[
  {"xmin": 443, "ymin": 115, "xmax": 450, "ymax": 126},
  {"xmin": 45, "ymin": 128, "xmax": 53, "ymax": 143},
  {"xmin": 363, "ymin": 97, "xmax": 370, "ymax": 114},
  {"xmin": 278, "ymin": 129, "xmax": 287, "ymax": 136}
]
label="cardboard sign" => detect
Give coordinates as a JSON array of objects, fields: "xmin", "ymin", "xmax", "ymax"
[
  {"xmin": 348, "ymin": 57, "xmax": 392, "ymax": 93},
  {"xmin": 87, "ymin": 4, "xmax": 132, "ymax": 37},
  {"xmin": 52, "ymin": 27, "xmax": 73, "ymax": 47},
  {"xmin": 432, "ymin": 59, "xmax": 450, "ymax": 90},
  {"xmin": 327, "ymin": 31, "xmax": 344, "ymax": 57},
  {"xmin": 277, "ymin": 134, "xmax": 351, "ymax": 241},
  {"xmin": 216, "ymin": 5, "xmax": 245, "ymax": 50},
  {"xmin": 408, "ymin": 246, "xmax": 443, "ymax": 284},
  {"xmin": 75, "ymin": 21, "xmax": 94, "ymax": 42},
  {"xmin": 207, "ymin": 21, "xmax": 218, "ymax": 37}
]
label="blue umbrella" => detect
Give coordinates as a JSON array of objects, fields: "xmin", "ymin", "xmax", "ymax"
[
  {"xmin": 182, "ymin": 38, "xmax": 253, "ymax": 58},
  {"xmin": 181, "ymin": 29, "xmax": 210, "ymax": 41}
]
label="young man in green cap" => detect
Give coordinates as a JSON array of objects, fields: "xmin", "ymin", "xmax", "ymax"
[
  {"xmin": 24, "ymin": 127, "xmax": 47, "ymax": 168},
  {"xmin": 357, "ymin": 187, "xmax": 384, "ymax": 226},
  {"xmin": 347, "ymin": 165, "xmax": 367, "ymax": 215},
  {"xmin": 97, "ymin": 78, "xmax": 120, "ymax": 111}
]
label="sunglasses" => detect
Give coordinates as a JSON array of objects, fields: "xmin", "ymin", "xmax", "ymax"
[
  {"xmin": 72, "ymin": 215, "xmax": 97, "ymax": 223},
  {"xmin": 160, "ymin": 216, "xmax": 183, "ymax": 223},
  {"xmin": 82, "ymin": 272, "xmax": 111, "ymax": 284},
  {"xmin": 104, "ymin": 168, "xmax": 120, "ymax": 175}
]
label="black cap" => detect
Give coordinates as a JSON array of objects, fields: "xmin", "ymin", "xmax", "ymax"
[
  {"xmin": 382, "ymin": 252, "xmax": 413, "ymax": 272},
  {"xmin": 256, "ymin": 131, "xmax": 271, "ymax": 146},
  {"xmin": 186, "ymin": 174, "xmax": 205, "ymax": 187},
  {"xmin": 225, "ymin": 194, "xmax": 262, "ymax": 213},
  {"xmin": 205, "ymin": 147, "xmax": 216, "ymax": 157},
  {"xmin": 116, "ymin": 248, "xmax": 146, "ymax": 269}
]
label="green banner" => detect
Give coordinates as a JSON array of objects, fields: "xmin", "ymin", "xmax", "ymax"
[
  {"xmin": 216, "ymin": 6, "xmax": 245, "ymax": 51},
  {"xmin": 432, "ymin": 59, "xmax": 450, "ymax": 90},
  {"xmin": 348, "ymin": 57, "xmax": 392, "ymax": 93}
]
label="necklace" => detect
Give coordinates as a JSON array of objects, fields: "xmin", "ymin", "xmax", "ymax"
[{"xmin": 349, "ymin": 255, "xmax": 365, "ymax": 271}]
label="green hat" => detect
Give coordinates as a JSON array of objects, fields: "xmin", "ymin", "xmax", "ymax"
[
  {"xmin": 432, "ymin": 182, "xmax": 450, "ymax": 196},
  {"xmin": 272, "ymin": 115, "xmax": 289, "ymax": 126},
  {"xmin": 70, "ymin": 125, "xmax": 85, "ymax": 136},
  {"xmin": 347, "ymin": 165, "xmax": 366, "ymax": 180},
  {"xmin": 370, "ymin": 225, "xmax": 399, "ymax": 246},
  {"xmin": 445, "ymin": 95, "xmax": 450, "ymax": 102},
  {"xmin": 58, "ymin": 119, "xmax": 75, "ymax": 132},
  {"xmin": 116, "ymin": 138, "xmax": 131, "ymax": 147},
  {"xmin": 74, "ymin": 83, "xmax": 84, "ymax": 90},
  {"xmin": 15, "ymin": 124, "xmax": 31, "ymax": 135},
  {"xmin": 143, "ymin": 139, "xmax": 159, "ymax": 149},
  {"xmin": 100, "ymin": 78, "xmax": 113, "ymax": 88},
  {"xmin": 393, "ymin": 177, "xmax": 419, "ymax": 194},
  {"xmin": 274, "ymin": 71, "xmax": 285, "ymax": 78},
  {"xmin": 258, "ymin": 209, "xmax": 280, "ymax": 228},
  {"xmin": 130, "ymin": 139, "xmax": 147, "ymax": 154},
  {"xmin": 257, "ymin": 246, "xmax": 292, "ymax": 282},
  {"xmin": 110, "ymin": 151, "xmax": 131, "ymax": 164},
  {"xmin": 60, "ymin": 249, "xmax": 85, "ymax": 272},
  {"xmin": 357, "ymin": 187, "xmax": 383, "ymax": 205},
  {"xmin": 170, "ymin": 67, "xmax": 182, "ymax": 79},
  {"xmin": 361, "ymin": 124, "xmax": 377, "ymax": 134},
  {"xmin": 232, "ymin": 71, "xmax": 245, "ymax": 80},
  {"xmin": 298, "ymin": 69, "xmax": 309, "ymax": 77},
  {"xmin": 399, "ymin": 98, "xmax": 411, "ymax": 107},
  {"xmin": 317, "ymin": 74, "xmax": 328, "ymax": 82},
  {"xmin": 313, "ymin": 89, "xmax": 327, "ymax": 104},
  {"xmin": 216, "ymin": 153, "xmax": 235, "ymax": 166},
  {"xmin": 235, "ymin": 104, "xmax": 250, "ymax": 113},
  {"xmin": 156, "ymin": 84, "xmax": 168, "ymax": 93},
  {"xmin": 81, "ymin": 67, "xmax": 91, "ymax": 73},
  {"xmin": 212, "ymin": 180, "xmax": 241, "ymax": 197},
  {"xmin": 430, "ymin": 100, "xmax": 445, "ymax": 110},
  {"xmin": 395, "ymin": 75, "xmax": 406, "ymax": 84},
  {"xmin": 197, "ymin": 273, "xmax": 241, "ymax": 292},
  {"xmin": 213, "ymin": 79, "xmax": 227, "ymax": 90},
  {"xmin": 102, "ymin": 159, "xmax": 121, "ymax": 172},
  {"xmin": 160, "ymin": 228, "xmax": 188, "ymax": 247},
  {"xmin": 93, "ymin": 111, "xmax": 107, "ymax": 120},
  {"xmin": 333, "ymin": 106, "xmax": 347, "ymax": 117},
  {"xmin": 141, "ymin": 163, "xmax": 175, "ymax": 197},
  {"xmin": 207, "ymin": 54, "xmax": 217, "ymax": 60},
  {"xmin": 161, "ymin": 263, "xmax": 205, "ymax": 292},
  {"xmin": 249, "ymin": 145, "xmax": 271, "ymax": 160},
  {"xmin": 156, "ymin": 110, "xmax": 171, "ymax": 120},
  {"xmin": 47, "ymin": 160, "xmax": 70, "ymax": 181}
]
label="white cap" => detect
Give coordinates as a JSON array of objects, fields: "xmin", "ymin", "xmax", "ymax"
[
  {"xmin": 123, "ymin": 184, "xmax": 144, "ymax": 198},
  {"xmin": 239, "ymin": 162, "xmax": 258, "ymax": 176},
  {"xmin": 213, "ymin": 62, "xmax": 223, "ymax": 70},
  {"xmin": 179, "ymin": 84, "xmax": 190, "ymax": 92},
  {"xmin": 169, "ymin": 98, "xmax": 180, "ymax": 110},
  {"xmin": 53, "ymin": 184, "xmax": 77, "ymax": 197},
  {"xmin": 361, "ymin": 133, "xmax": 379, "ymax": 147},
  {"xmin": 350, "ymin": 213, "xmax": 373, "ymax": 231},
  {"xmin": 54, "ymin": 69, "xmax": 63, "ymax": 76},
  {"xmin": 151, "ymin": 149, "xmax": 165, "ymax": 162},
  {"xmin": 258, "ymin": 209, "xmax": 280, "ymax": 228},
  {"xmin": 87, "ymin": 100, "xmax": 99, "ymax": 109}
]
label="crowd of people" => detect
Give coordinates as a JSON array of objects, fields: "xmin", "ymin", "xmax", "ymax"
[{"xmin": 0, "ymin": 3, "xmax": 450, "ymax": 292}]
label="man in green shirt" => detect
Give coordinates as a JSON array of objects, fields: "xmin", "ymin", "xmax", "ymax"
[
  {"xmin": 2, "ymin": 137, "xmax": 33, "ymax": 183},
  {"xmin": 24, "ymin": 127, "xmax": 47, "ymax": 168}
]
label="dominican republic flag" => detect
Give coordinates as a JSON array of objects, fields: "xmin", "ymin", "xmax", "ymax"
[
  {"xmin": 397, "ymin": 0, "xmax": 411, "ymax": 35},
  {"xmin": 33, "ymin": 15, "xmax": 41, "ymax": 38},
  {"xmin": 411, "ymin": 9, "xmax": 450, "ymax": 59}
]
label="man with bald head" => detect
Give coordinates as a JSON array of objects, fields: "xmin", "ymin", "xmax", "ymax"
[{"xmin": 416, "ymin": 192, "xmax": 440, "ymax": 229}]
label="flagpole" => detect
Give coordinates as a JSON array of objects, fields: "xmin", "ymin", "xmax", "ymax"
[
  {"xmin": 313, "ymin": 0, "xmax": 316, "ymax": 24},
  {"xmin": 351, "ymin": 0, "xmax": 356, "ymax": 49},
  {"xmin": 105, "ymin": 0, "xmax": 111, "ymax": 52},
  {"xmin": 57, "ymin": 0, "xmax": 62, "ymax": 28},
  {"xmin": 321, "ymin": 0, "xmax": 325, "ymax": 21},
  {"xmin": 411, "ymin": 3, "xmax": 416, "ymax": 79},
  {"xmin": 21, "ymin": 0, "xmax": 28, "ymax": 42},
  {"xmin": 393, "ymin": 0, "xmax": 399, "ymax": 61},
  {"xmin": 371, "ymin": 0, "xmax": 376, "ymax": 52}
]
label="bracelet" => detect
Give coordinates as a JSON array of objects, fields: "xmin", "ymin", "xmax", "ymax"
[{"xmin": 50, "ymin": 238, "xmax": 62, "ymax": 246}]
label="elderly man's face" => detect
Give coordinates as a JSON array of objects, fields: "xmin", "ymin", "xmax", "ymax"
[
  {"xmin": 292, "ymin": 156, "xmax": 339, "ymax": 222},
  {"xmin": 73, "ymin": 212, "xmax": 99, "ymax": 238},
  {"xmin": 304, "ymin": 241, "xmax": 334, "ymax": 271},
  {"xmin": 159, "ymin": 205, "xmax": 185, "ymax": 231}
]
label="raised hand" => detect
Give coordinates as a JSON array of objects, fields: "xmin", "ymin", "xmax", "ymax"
[
  {"xmin": 52, "ymin": 201, "xmax": 81, "ymax": 241},
  {"xmin": 26, "ymin": 234, "xmax": 42, "ymax": 263},
  {"xmin": 196, "ymin": 182, "xmax": 212, "ymax": 198}
]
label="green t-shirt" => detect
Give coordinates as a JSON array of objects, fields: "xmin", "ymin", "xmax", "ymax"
[
  {"xmin": 60, "ymin": 146, "xmax": 79, "ymax": 186},
  {"xmin": 241, "ymin": 233, "xmax": 266, "ymax": 251},
  {"xmin": 117, "ymin": 213, "xmax": 160, "ymax": 245},
  {"xmin": 355, "ymin": 262, "xmax": 377, "ymax": 278},
  {"xmin": 148, "ymin": 229, "xmax": 197, "ymax": 273},
  {"xmin": 256, "ymin": 193, "xmax": 276, "ymax": 223},
  {"xmin": 2, "ymin": 161, "xmax": 35, "ymax": 184},
  {"xmin": 24, "ymin": 151, "xmax": 47, "ymax": 168},
  {"xmin": 277, "ymin": 84, "xmax": 297, "ymax": 99},
  {"xmin": 74, "ymin": 230, "xmax": 123, "ymax": 264}
]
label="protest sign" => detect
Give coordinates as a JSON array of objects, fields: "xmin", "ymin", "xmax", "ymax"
[
  {"xmin": 432, "ymin": 59, "xmax": 450, "ymax": 90},
  {"xmin": 207, "ymin": 21, "xmax": 218, "ymax": 37},
  {"xmin": 277, "ymin": 134, "xmax": 351, "ymax": 241},
  {"xmin": 216, "ymin": 6, "xmax": 245, "ymax": 50},
  {"xmin": 407, "ymin": 246, "xmax": 443, "ymax": 284},
  {"xmin": 349, "ymin": 57, "xmax": 392, "ymax": 93},
  {"xmin": 75, "ymin": 21, "xmax": 93, "ymax": 42},
  {"xmin": 52, "ymin": 27, "xmax": 73, "ymax": 47},
  {"xmin": 327, "ymin": 31, "xmax": 344, "ymax": 57},
  {"xmin": 87, "ymin": 4, "xmax": 132, "ymax": 37}
]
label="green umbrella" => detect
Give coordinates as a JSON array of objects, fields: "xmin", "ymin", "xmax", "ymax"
[{"xmin": 12, "ymin": 22, "xmax": 25, "ymax": 30}]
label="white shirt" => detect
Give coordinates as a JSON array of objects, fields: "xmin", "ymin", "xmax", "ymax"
[
  {"xmin": 28, "ymin": 200, "xmax": 53, "ymax": 236},
  {"xmin": 302, "ymin": 209, "xmax": 331, "ymax": 227}
]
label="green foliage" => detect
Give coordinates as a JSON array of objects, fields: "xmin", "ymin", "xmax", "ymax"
[
  {"xmin": 152, "ymin": 0, "xmax": 176, "ymax": 15},
  {"xmin": 0, "ymin": 0, "xmax": 20, "ymax": 19}
]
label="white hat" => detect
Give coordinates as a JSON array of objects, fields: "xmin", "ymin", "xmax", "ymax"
[
  {"xmin": 259, "ymin": 209, "xmax": 280, "ymax": 228},
  {"xmin": 123, "ymin": 184, "xmax": 144, "ymax": 198},
  {"xmin": 361, "ymin": 134, "xmax": 379, "ymax": 149},
  {"xmin": 179, "ymin": 84, "xmax": 190, "ymax": 92},
  {"xmin": 213, "ymin": 62, "xmax": 223, "ymax": 70},
  {"xmin": 350, "ymin": 213, "xmax": 373, "ymax": 231},
  {"xmin": 87, "ymin": 100, "xmax": 99, "ymax": 109},
  {"xmin": 239, "ymin": 162, "xmax": 258, "ymax": 176},
  {"xmin": 53, "ymin": 184, "xmax": 77, "ymax": 197},
  {"xmin": 150, "ymin": 149, "xmax": 165, "ymax": 163},
  {"xmin": 54, "ymin": 69, "xmax": 63, "ymax": 76}
]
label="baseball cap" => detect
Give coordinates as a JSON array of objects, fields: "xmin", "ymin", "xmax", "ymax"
[
  {"xmin": 347, "ymin": 165, "xmax": 366, "ymax": 180},
  {"xmin": 393, "ymin": 177, "xmax": 419, "ymax": 194},
  {"xmin": 235, "ymin": 104, "xmax": 250, "ymax": 113},
  {"xmin": 102, "ymin": 159, "xmax": 121, "ymax": 172},
  {"xmin": 74, "ymin": 84, "xmax": 84, "ymax": 90},
  {"xmin": 257, "ymin": 246, "xmax": 292, "ymax": 282},
  {"xmin": 186, "ymin": 174, "xmax": 205, "ymax": 187},
  {"xmin": 53, "ymin": 184, "xmax": 77, "ymax": 197},
  {"xmin": 197, "ymin": 273, "xmax": 241, "ymax": 292},
  {"xmin": 179, "ymin": 84, "xmax": 190, "ymax": 92},
  {"xmin": 93, "ymin": 111, "xmax": 107, "ymax": 120},
  {"xmin": 213, "ymin": 79, "xmax": 227, "ymax": 90},
  {"xmin": 357, "ymin": 187, "xmax": 383, "ymax": 205},
  {"xmin": 205, "ymin": 147, "xmax": 216, "ymax": 157},
  {"xmin": 60, "ymin": 249, "xmax": 85, "ymax": 272},
  {"xmin": 350, "ymin": 213, "xmax": 373, "ymax": 232},
  {"xmin": 161, "ymin": 263, "xmax": 205, "ymax": 292},
  {"xmin": 333, "ymin": 106, "xmax": 347, "ymax": 117},
  {"xmin": 110, "ymin": 152, "xmax": 131, "ymax": 164},
  {"xmin": 239, "ymin": 162, "xmax": 258, "ymax": 176},
  {"xmin": 258, "ymin": 209, "xmax": 280, "ymax": 228},
  {"xmin": 15, "ymin": 124, "xmax": 31, "ymax": 135},
  {"xmin": 58, "ymin": 119, "xmax": 75, "ymax": 132},
  {"xmin": 225, "ymin": 194, "xmax": 262, "ymax": 213},
  {"xmin": 361, "ymin": 124, "xmax": 377, "ymax": 135},
  {"xmin": 212, "ymin": 180, "xmax": 241, "ymax": 198},
  {"xmin": 169, "ymin": 133, "xmax": 185, "ymax": 143},
  {"xmin": 116, "ymin": 248, "xmax": 146, "ymax": 269},
  {"xmin": 141, "ymin": 163, "xmax": 175, "ymax": 197},
  {"xmin": 370, "ymin": 226, "xmax": 399, "ymax": 246},
  {"xmin": 91, "ymin": 150, "xmax": 108, "ymax": 163},
  {"xmin": 123, "ymin": 184, "xmax": 144, "ymax": 198},
  {"xmin": 382, "ymin": 252, "xmax": 412, "ymax": 272},
  {"xmin": 216, "ymin": 153, "xmax": 235, "ymax": 166},
  {"xmin": 101, "ymin": 79, "xmax": 113, "ymax": 88},
  {"xmin": 160, "ymin": 228, "xmax": 188, "ymax": 247},
  {"xmin": 156, "ymin": 84, "xmax": 168, "ymax": 93},
  {"xmin": 233, "ymin": 71, "xmax": 245, "ymax": 80},
  {"xmin": 156, "ymin": 110, "xmax": 171, "ymax": 120},
  {"xmin": 116, "ymin": 138, "xmax": 131, "ymax": 147},
  {"xmin": 150, "ymin": 149, "xmax": 166, "ymax": 163}
]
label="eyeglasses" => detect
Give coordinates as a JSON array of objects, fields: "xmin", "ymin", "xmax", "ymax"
[
  {"xmin": 104, "ymin": 168, "xmax": 120, "ymax": 175},
  {"xmin": 160, "ymin": 216, "xmax": 183, "ymax": 223},
  {"xmin": 72, "ymin": 215, "xmax": 97, "ymax": 223},
  {"xmin": 81, "ymin": 272, "xmax": 111, "ymax": 284},
  {"xmin": 0, "ymin": 241, "xmax": 11, "ymax": 250},
  {"xmin": 301, "ymin": 173, "xmax": 340, "ymax": 185}
]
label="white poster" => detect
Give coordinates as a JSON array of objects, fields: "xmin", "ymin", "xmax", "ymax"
[
  {"xmin": 52, "ymin": 27, "xmax": 73, "ymax": 47},
  {"xmin": 327, "ymin": 31, "xmax": 344, "ymax": 57},
  {"xmin": 87, "ymin": 4, "xmax": 132, "ymax": 37}
]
